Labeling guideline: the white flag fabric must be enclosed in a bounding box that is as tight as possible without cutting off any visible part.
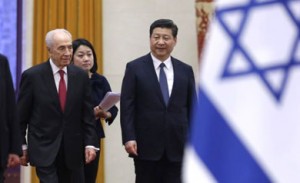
[183,0,300,182]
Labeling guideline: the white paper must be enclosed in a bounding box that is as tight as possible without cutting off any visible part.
[99,92,120,111]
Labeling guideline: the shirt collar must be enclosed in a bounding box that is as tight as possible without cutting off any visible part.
[49,59,68,74]
[151,53,172,70]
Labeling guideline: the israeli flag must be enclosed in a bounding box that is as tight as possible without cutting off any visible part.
[183,0,300,182]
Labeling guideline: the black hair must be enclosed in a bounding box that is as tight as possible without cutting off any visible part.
[72,38,98,73]
[149,19,178,38]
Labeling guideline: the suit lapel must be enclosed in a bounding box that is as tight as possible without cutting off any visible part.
[42,61,62,111]
[64,65,74,114]
[143,54,166,106]
[169,58,180,106]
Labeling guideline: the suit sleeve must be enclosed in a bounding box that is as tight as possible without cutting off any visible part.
[187,65,197,127]
[82,74,99,147]
[4,58,22,155]
[17,71,34,145]
[120,63,136,144]
[102,77,118,125]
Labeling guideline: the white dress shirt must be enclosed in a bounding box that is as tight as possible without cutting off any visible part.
[49,59,68,91]
[151,53,174,97]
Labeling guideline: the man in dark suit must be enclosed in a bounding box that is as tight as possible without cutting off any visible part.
[18,29,98,183]
[0,54,22,183]
[120,19,196,183]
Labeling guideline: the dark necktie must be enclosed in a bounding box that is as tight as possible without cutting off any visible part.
[58,70,66,112]
[159,63,169,105]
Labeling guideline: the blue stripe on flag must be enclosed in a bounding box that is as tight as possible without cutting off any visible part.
[190,88,272,182]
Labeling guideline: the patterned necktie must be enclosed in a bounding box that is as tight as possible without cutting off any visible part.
[58,70,66,112]
[159,63,169,105]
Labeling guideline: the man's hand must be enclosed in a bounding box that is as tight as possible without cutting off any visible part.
[85,148,97,164]
[20,150,29,166]
[7,154,20,168]
[125,140,138,156]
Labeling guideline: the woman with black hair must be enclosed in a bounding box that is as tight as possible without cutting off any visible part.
[72,38,118,183]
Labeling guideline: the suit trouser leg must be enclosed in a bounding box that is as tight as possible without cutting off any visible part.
[35,145,64,183]
[36,164,59,183]
[0,167,5,183]
[134,158,160,183]
[36,163,84,183]
[162,158,182,183]
[84,149,100,183]
[134,155,182,183]
[36,144,84,183]
[56,143,85,183]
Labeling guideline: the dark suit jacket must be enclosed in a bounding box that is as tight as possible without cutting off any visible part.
[120,53,196,162]
[18,60,98,169]
[0,54,22,167]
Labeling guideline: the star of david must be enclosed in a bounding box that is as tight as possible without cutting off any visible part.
[217,0,300,102]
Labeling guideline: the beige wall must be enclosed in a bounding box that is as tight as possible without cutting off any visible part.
[102,0,198,182]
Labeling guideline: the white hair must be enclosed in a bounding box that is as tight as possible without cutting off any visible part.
[45,29,72,48]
